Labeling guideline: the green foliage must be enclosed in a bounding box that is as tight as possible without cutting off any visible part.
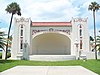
[88,1,100,11]
[5,2,21,15]
[90,36,94,41]
[0,31,6,50]
[7,52,11,58]
[0,53,2,58]
[0,53,11,59]
[96,36,100,51]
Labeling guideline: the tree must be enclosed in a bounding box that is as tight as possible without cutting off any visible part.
[5,2,21,60]
[96,36,100,52]
[88,2,100,60]
[8,35,12,51]
[90,36,94,41]
[0,31,6,50]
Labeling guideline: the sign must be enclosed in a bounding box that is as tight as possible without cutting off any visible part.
[32,28,70,35]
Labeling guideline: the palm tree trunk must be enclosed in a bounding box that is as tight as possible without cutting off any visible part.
[93,10,97,60]
[5,13,13,60]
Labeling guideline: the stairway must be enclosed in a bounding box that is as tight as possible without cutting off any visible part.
[29,55,76,61]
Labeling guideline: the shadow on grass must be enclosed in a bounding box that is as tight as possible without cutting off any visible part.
[97,59,100,61]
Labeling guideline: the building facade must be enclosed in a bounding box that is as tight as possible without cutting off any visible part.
[11,17,89,60]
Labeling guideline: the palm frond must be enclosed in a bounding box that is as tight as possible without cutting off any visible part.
[88,1,100,11]
[96,36,100,51]
[5,2,21,15]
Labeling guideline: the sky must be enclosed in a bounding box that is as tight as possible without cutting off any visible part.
[0,0,100,37]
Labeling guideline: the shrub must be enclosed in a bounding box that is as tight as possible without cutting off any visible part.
[0,53,11,59]
[0,53,2,58]
[7,52,11,58]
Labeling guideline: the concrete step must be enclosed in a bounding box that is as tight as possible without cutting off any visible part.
[29,55,76,61]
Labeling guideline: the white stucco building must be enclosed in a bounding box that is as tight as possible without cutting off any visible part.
[11,17,90,60]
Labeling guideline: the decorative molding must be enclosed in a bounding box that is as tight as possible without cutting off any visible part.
[16,17,29,23]
[32,28,71,35]
[74,18,87,22]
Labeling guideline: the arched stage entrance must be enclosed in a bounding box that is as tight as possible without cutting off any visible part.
[32,32,71,55]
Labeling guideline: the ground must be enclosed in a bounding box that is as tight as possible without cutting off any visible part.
[0,59,100,74]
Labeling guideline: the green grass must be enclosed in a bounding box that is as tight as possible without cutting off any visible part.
[0,59,100,74]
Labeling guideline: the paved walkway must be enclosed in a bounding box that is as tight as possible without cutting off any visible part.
[0,66,98,75]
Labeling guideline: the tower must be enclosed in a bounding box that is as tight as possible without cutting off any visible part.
[11,17,31,59]
[72,18,89,57]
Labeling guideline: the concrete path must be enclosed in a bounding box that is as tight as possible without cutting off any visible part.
[0,66,98,75]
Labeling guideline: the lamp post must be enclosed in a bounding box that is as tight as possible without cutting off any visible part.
[74,40,79,60]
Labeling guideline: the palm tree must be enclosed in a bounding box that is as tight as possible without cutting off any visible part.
[5,2,21,60]
[96,36,100,52]
[90,36,94,41]
[88,2,100,60]
[8,35,12,51]
[0,31,6,51]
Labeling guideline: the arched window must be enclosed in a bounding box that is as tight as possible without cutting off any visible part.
[79,24,82,49]
[20,25,23,37]
[79,24,82,36]
[80,40,82,49]
[80,29,82,36]
[21,29,23,36]
[20,24,24,51]
[20,40,23,49]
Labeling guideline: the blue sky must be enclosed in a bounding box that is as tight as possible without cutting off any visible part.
[0,0,100,36]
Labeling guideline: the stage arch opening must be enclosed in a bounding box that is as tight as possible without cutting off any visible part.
[32,32,71,55]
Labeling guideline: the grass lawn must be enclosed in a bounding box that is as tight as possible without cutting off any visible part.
[0,59,100,74]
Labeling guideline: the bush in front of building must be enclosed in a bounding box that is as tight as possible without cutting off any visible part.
[0,53,2,58]
[0,53,11,59]
[7,53,11,58]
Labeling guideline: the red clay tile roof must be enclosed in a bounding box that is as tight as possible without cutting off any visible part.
[32,22,72,26]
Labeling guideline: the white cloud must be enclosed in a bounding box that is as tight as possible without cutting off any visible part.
[0,0,100,36]
[16,0,80,21]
